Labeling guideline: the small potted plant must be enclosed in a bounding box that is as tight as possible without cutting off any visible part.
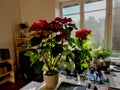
[71,29,94,74]
[94,46,112,71]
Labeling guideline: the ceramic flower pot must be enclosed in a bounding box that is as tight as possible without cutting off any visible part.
[43,72,59,89]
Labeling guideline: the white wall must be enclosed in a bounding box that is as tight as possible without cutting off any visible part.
[0,0,21,60]
[20,0,55,25]
[0,0,57,62]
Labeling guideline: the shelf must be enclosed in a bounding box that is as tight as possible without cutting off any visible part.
[0,71,10,78]
[0,59,12,63]
[0,75,14,85]
[13,28,30,69]
[13,24,29,79]
[0,60,6,63]
[0,58,15,85]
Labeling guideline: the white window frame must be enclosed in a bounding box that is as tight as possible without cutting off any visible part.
[59,0,112,50]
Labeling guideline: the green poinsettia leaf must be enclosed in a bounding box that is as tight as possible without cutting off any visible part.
[31,37,42,46]
[43,64,48,71]
[68,27,73,31]
[34,61,44,74]
[62,49,72,55]
[73,38,80,46]
[51,44,63,57]
[24,50,35,56]
[30,54,40,66]
[63,61,72,71]
[67,38,75,47]
[82,63,89,68]
[24,50,40,66]
[67,53,75,62]
[18,40,31,47]
[69,24,78,30]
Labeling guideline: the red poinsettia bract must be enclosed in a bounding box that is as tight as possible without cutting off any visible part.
[30,17,75,40]
[76,29,92,40]
[31,20,48,30]
[55,17,72,24]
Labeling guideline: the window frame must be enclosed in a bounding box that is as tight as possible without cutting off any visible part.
[60,0,112,50]
[60,0,80,24]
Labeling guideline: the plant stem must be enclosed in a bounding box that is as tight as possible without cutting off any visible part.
[50,32,53,69]
[53,53,62,69]
[43,54,51,71]
[53,37,63,69]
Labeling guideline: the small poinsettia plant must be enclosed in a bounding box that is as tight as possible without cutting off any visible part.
[22,17,78,75]
[68,29,94,74]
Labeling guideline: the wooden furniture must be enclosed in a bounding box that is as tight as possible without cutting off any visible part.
[0,59,15,85]
[13,24,30,69]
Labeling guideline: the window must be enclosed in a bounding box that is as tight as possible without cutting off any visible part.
[60,0,113,50]
[63,4,80,29]
[84,0,106,47]
[112,0,120,52]
[61,1,80,38]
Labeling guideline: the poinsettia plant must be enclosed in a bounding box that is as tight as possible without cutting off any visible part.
[68,29,94,74]
[22,17,78,75]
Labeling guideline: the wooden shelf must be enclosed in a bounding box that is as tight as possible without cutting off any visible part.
[0,59,15,85]
[0,60,6,63]
[0,59,12,63]
[13,24,30,70]
[0,75,14,85]
[0,71,10,78]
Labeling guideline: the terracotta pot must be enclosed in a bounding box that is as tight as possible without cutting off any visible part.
[43,72,59,89]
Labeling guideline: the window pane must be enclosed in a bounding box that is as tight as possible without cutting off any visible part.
[85,10,106,46]
[85,0,106,12]
[63,14,80,29]
[112,0,120,52]
[63,4,80,38]
[63,14,80,37]
[63,4,80,15]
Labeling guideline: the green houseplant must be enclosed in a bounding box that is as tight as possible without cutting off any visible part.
[94,46,112,71]
[68,29,94,74]
[22,17,78,88]
[94,46,111,60]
